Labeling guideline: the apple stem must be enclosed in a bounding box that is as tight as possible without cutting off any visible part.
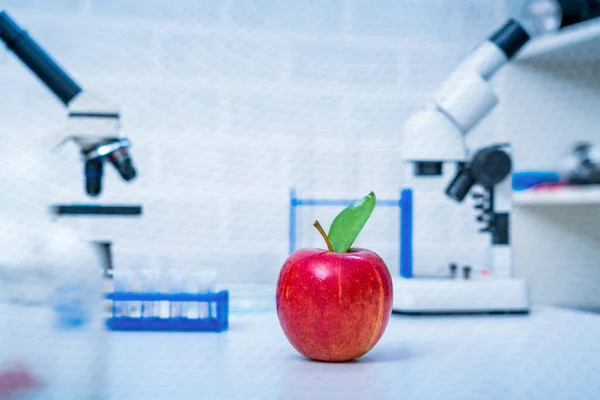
[313,220,334,252]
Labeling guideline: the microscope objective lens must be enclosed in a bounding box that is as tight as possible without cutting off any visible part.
[109,148,137,181]
[84,159,103,196]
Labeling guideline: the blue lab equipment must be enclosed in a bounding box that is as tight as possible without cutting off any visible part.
[512,171,561,191]
[289,188,413,278]
[53,283,92,328]
[105,291,229,332]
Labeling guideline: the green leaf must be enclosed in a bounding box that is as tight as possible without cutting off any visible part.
[327,192,376,253]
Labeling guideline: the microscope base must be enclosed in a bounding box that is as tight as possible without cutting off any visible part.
[392,277,530,314]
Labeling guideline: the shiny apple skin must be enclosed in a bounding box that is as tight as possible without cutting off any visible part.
[276,247,393,362]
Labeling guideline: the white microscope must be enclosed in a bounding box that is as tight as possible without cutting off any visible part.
[394,19,532,314]
[0,11,141,280]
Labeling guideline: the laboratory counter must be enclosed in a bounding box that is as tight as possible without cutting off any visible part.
[106,306,600,400]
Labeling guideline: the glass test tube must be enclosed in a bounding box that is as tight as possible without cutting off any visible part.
[139,269,158,318]
[189,270,217,319]
[168,269,185,318]
[112,269,133,317]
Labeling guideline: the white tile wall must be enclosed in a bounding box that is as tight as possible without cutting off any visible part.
[3,0,584,296]
[90,0,221,25]
[229,0,345,33]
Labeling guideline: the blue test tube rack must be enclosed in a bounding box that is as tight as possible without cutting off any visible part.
[105,291,229,332]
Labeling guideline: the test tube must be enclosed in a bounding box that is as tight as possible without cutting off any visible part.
[139,268,158,318]
[112,269,133,317]
[168,269,185,318]
[189,270,217,319]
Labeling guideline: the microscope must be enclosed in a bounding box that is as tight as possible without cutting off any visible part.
[393,19,532,314]
[0,11,136,197]
[0,11,142,286]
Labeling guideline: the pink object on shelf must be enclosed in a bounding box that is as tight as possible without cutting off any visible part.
[531,182,568,191]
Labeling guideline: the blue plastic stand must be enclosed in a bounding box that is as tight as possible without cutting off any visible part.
[105,291,229,332]
[289,188,413,278]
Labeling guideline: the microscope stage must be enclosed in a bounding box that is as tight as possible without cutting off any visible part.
[392,277,530,315]
[50,204,142,216]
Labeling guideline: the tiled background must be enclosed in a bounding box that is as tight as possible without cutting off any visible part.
[0,0,598,307]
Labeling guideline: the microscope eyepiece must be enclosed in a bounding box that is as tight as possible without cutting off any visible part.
[85,158,103,197]
[108,147,137,181]
[489,19,530,59]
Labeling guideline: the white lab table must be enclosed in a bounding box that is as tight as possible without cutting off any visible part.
[106,306,600,400]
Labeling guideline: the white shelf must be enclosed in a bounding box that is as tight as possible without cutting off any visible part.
[513,186,600,206]
[516,17,600,61]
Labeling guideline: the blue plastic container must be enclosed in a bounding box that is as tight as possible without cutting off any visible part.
[512,171,561,191]
[105,291,229,332]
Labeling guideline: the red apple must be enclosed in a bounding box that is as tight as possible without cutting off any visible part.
[276,247,393,362]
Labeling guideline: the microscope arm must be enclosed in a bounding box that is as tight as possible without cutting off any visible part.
[0,11,82,106]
